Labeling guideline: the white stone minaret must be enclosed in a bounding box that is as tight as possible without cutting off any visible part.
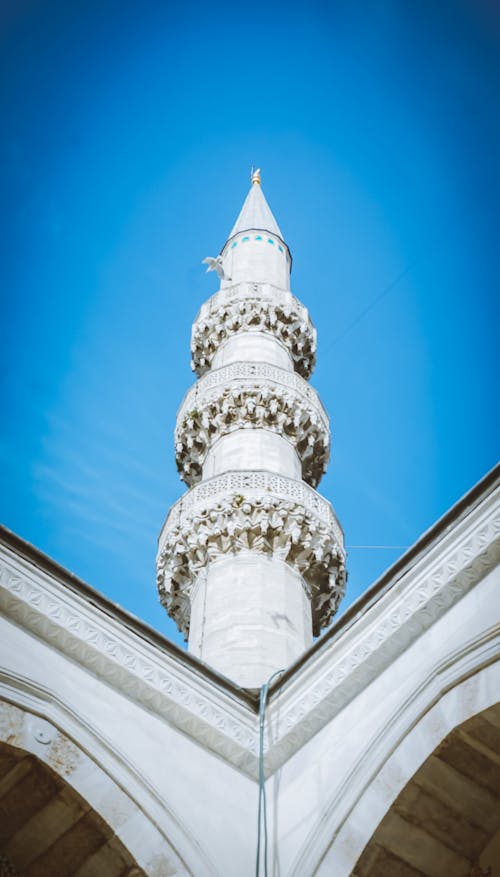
[157,171,346,689]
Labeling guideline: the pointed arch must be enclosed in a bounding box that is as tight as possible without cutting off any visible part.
[0,680,216,877]
[289,641,500,876]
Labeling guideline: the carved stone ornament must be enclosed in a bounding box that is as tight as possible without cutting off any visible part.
[175,361,330,488]
[190,282,317,379]
[156,473,346,639]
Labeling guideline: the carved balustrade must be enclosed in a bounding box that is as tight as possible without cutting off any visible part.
[157,470,346,638]
[190,282,317,378]
[175,361,330,487]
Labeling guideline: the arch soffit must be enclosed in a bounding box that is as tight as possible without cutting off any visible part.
[0,737,145,877]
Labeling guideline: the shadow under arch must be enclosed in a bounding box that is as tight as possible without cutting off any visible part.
[0,736,145,876]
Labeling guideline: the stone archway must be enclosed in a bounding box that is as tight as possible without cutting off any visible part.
[0,698,188,876]
[0,740,145,876]
[352,703,500,876]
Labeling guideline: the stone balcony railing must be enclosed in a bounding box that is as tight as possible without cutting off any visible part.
[157,470,346,638]
[190,282,317,379]
[175,361,330,487]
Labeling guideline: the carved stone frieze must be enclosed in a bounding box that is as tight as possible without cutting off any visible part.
[190,282,317,378]
[263,489,500,779]
[0,552,259,775]
[161,470,342,533]
[156,478,346,639]
[175,361,330,487]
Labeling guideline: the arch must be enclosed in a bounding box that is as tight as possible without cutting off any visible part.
[351,702,500,875]
[287,633,500,877]
[0,689,204,876]
[310,660,500,876]
[0,737,145,876]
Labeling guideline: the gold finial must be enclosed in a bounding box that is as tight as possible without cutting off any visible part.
[251,166,261,185]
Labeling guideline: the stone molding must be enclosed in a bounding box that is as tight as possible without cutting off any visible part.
[160,470,340,532]
[263,487,500,775]
[157,480,346,638]
[292,650,500,877]
[1,478,498,781]
[175,361,330,487]
[190,282,317,379]
[0,550,259,777]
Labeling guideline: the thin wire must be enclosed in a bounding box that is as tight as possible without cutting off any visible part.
[324,184,487,352]
[256,668,284,877]
[328,262,415,348]
[346,544,409,549]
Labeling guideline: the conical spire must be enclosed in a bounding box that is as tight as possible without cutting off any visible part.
[227,171,284,241]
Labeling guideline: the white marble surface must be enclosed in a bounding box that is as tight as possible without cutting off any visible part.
[220,232,290,289]
[189,552,311,688]
[211,331,293,371]
[203,429,302,481]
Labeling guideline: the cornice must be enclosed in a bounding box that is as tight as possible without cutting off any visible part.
[175,361,330,488]
[159,470,340,535]
[1,467,499,781]
[190,282,317,379]
[263,482,500,773]
[0,545,259,776]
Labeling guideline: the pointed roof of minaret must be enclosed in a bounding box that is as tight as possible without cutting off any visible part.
[227,169,284,241]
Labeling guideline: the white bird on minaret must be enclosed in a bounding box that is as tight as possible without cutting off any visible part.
[201,256,231,281]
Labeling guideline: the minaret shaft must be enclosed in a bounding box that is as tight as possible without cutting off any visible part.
[187,330,311,686]
[212,332,293,371]
[157,177,346,689]
[203,429,302,482]
[190,555,312,689]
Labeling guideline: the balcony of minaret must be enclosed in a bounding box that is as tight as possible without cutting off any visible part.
[175,361,330,487]
[157,470,346,681]
[190,282,317,378]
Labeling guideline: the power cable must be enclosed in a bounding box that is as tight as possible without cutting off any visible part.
[346,544,409,549]
[328,262,415,348]
[256,668,284,877]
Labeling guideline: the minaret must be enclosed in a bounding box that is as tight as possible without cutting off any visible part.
[157,171,346,689]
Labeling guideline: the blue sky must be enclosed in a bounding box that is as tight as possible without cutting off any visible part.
[1,1,499,648]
